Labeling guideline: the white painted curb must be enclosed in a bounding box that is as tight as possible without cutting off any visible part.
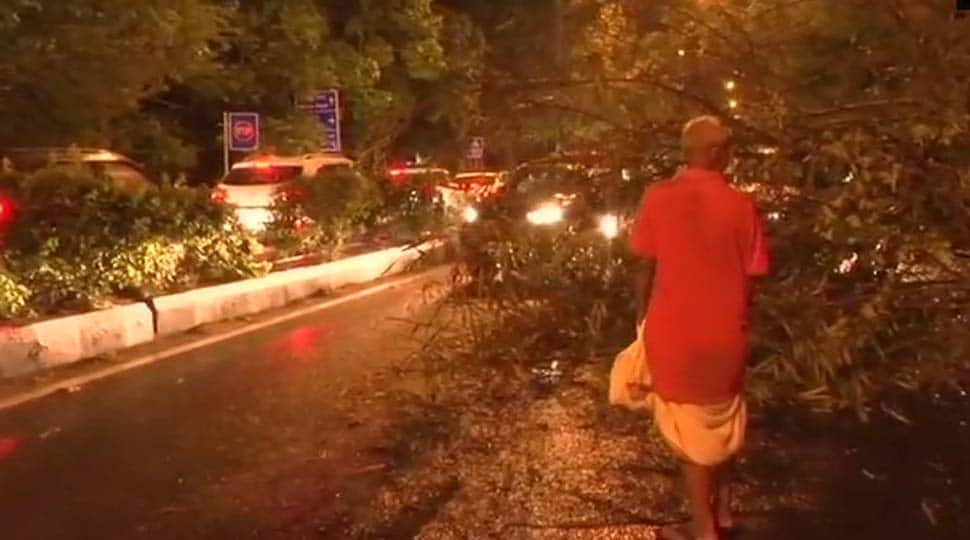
[0,303,155,378]
[152,241,437,336]
[0,241,442,379]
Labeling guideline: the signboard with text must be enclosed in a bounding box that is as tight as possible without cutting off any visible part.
[300,90,342,152]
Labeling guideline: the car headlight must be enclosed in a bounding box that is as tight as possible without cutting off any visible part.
[598,214,620,239]
[526,203,564,225]
[462,206,479,223]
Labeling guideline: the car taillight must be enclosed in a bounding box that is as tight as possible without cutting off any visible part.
[0,197,13,222]
[278,187,304,203]
[211,188,227,204]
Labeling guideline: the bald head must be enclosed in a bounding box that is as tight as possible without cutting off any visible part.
[681,115,732,171]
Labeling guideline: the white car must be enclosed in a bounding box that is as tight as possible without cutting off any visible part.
[212,153,354,232]
[2,147,155,190]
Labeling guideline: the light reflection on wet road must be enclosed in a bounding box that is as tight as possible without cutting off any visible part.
[0,268,448,540]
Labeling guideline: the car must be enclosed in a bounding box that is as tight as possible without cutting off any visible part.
[457,157,626,242]
[212,153,354,232]
[378,165,453,229]
[385,165,452,200]
[437,171,509,217]
[0,147,155,191]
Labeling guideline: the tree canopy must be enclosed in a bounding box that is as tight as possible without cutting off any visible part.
[0,0,484,180]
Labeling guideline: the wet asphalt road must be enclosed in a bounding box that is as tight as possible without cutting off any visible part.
[0,268,448,540]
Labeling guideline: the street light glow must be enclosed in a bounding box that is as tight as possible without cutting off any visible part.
[728,99,739,109]
[724,80,736,91]
[677,49,686,57]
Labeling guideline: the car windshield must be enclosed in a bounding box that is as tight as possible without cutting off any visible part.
[389,170,449,189]
[513,167,585,198]
[506,164,618,212]
[2,150,86,172]
[454,175,495,185]
[449,175,500,190]
[223,165,303,185]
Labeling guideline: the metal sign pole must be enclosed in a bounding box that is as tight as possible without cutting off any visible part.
[222,112,230,177]
[334,90,342,153]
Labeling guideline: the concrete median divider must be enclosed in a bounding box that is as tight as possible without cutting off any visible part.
[0,303,155,378]
[0,241,443,378]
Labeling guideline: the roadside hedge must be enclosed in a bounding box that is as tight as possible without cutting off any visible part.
[371,171,452,239]
[0,167,266,319]
[266,167,450,258]
[265,166,382,257]
[0,269,30,319]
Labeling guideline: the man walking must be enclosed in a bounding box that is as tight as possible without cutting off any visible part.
[628,116,770,540]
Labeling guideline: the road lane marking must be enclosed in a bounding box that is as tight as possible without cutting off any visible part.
[0,268,448,413]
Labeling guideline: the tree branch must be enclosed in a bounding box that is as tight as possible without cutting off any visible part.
[517,97,644,135]
[500,76,783,145]
[799,99,922,118]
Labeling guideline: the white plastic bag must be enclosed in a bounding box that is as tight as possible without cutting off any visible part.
[608,323,653,411]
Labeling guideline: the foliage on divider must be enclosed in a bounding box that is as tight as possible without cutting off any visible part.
[265,167,450,258]
[370,171,452,240]
[0,269,31,320]
[264,166,383,257]
[0,167,266,319]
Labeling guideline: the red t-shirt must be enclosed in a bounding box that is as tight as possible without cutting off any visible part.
[629,168,770,405]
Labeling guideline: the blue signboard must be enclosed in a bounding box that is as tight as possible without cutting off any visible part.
[313,91,338,110]
[317,109,338,130]
[304,90,341,153]
[227,112,260,152]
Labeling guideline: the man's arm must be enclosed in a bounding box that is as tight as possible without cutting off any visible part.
[743,198,771,307]
[746,199,771,277]
[629,186,658,323]
[634,259,656,323]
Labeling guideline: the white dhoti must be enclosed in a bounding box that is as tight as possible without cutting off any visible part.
[609,326,746,467]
